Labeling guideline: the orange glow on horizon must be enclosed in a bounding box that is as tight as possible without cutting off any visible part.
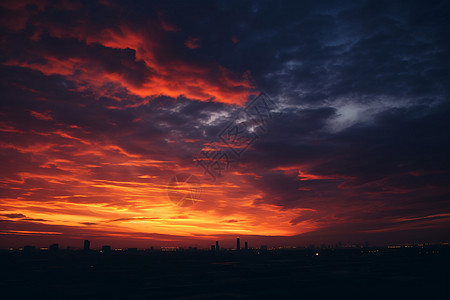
[0,123,319,243]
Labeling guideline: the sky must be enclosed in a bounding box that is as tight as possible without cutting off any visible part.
[1,0,449,249]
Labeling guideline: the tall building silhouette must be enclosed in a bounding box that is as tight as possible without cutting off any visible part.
[84,240,90,251]
[236,238,240,251]
[215,241,219,250]
[49,244,59,255]
[245,241,248,250]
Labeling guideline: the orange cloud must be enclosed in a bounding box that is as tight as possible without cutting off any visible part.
[0,118,320,245]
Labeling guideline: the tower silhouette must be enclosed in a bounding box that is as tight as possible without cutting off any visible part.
[236,238,240,251]
[84,240,90,251]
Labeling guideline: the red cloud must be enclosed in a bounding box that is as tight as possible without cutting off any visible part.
[30,110,53,121]
[2,3,255,105]
[0,0,46,32]
[185,37,201,49]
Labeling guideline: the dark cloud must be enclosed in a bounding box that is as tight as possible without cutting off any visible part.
[1,213,26,219]
[107,217,160,223]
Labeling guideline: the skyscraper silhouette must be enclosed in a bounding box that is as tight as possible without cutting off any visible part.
[215,241,219,250]
[84,240,90,251]
[245,241,248,250]
[236,238,240,251]
[49,244,59,255]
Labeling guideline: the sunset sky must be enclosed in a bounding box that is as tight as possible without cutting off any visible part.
[1,0,449,249]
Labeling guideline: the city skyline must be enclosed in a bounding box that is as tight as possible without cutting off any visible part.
[8,239,450,251]
[4,236,450,251]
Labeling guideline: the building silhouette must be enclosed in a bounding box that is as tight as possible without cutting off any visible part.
[84,240,90,251]
[245,241,248,250]
[211,245,215,251]
[101,245,111,253]
[48,244,59,255]
[236,238,240,251]
[215,241,219,250]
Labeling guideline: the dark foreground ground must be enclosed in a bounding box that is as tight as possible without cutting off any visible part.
[0,246,449,299]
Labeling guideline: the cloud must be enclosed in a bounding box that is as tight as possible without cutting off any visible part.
[80,222,97,226]
[2,213,26,219]
[107,217,160,223]
[185,37,201,49]
[1,1,255,105]
[0,0,449,247]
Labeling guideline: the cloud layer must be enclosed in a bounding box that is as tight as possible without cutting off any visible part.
[1,0,449,248]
